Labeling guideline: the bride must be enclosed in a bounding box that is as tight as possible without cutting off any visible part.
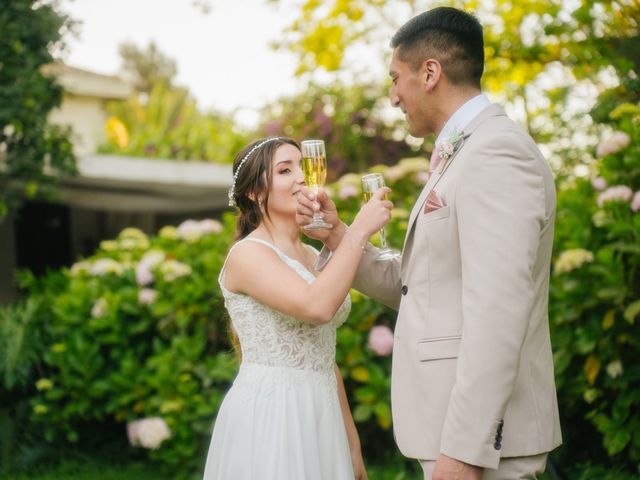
[203,137,391,480]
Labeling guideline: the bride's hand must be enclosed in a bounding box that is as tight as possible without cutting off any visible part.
[351,450,368,480]
[350,187,393,239]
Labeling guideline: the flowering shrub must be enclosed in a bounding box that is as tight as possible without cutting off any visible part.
[550,100,640,470]
[18,219,239,477]
[8,163,426,475]
[8,95,640,474]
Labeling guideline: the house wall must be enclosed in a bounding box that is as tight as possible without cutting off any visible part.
[48,94,110,155]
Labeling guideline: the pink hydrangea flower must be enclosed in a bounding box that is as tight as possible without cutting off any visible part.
[415,171,430,185]
[631,191,640,213]
[368,325,394,356]
[597,185,633,207]
[127,417,171,450]
[384,165,406,182]
[138,288,157,305]
[177,219,202,241]
[338,184,359,200]
[199,219,223,235]
[135,262,154,286]
[596,132,630,158]
[591,177,607,191]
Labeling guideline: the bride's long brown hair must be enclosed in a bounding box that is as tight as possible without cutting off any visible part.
[226,137,300,360]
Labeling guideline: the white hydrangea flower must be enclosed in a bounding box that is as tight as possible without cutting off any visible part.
[398,157,429,173]
[140,250,166,267]
[91,297,108,318]
[554,249,594,274]
[198,219,223,235]
[127,417,171,450]
[160,259,192,282]
[383,165,407,182]
[177,219,202,241]
[120,237,150,250]
[606,360,623,379]
[158,225,179,240]
[337,173,362,188]
[119,227,148,241]
[99,240,119,251]
[631,191,640,213]
[338,183,359,200]
[69,261,92,276]
[138,288,157,305]
[3,124,15,137]
[90,258,124,276]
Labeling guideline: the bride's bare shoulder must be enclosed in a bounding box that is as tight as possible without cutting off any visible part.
[226,238,280,271]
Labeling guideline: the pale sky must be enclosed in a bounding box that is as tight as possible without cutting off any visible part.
[59,0,302,127]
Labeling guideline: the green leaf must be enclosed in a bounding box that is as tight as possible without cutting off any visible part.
[353,404,372,423]
[623,300,640,324]
[374,402,392,430]
[604,430,631,456]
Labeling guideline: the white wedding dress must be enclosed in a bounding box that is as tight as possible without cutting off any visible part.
[203,237,355,480]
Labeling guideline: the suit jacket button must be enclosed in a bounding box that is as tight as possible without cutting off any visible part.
[401,285,408,295]
[494,441,501,450]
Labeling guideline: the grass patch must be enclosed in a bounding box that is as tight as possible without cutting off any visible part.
[1,457,422,480]
[0,458,167,480]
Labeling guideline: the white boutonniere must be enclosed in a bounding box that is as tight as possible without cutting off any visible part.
[436,129,465,173]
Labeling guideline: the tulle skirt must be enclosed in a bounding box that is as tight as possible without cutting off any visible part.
[203,362,354,480]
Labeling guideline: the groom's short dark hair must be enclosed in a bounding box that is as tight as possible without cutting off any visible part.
[391,7,484,88]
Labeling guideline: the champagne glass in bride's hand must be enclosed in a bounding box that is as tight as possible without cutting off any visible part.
[361,173,401,261]
[301,139,333,230]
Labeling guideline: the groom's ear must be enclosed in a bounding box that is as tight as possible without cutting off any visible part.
[421,59,442,92]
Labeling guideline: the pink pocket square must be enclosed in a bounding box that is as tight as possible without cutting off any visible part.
[424,190,445,214]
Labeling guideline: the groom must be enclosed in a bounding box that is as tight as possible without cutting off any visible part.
[297,6,562,480]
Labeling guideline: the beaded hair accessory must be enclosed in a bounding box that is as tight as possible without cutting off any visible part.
[228,137,282,207]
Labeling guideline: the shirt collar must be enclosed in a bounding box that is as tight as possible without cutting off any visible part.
[436,93,491,145]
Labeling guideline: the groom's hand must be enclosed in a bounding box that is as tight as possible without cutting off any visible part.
[296,186,345,248]
[433,454,483,480]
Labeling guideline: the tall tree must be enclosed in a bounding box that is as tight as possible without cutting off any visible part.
[272,0,639,172]
[118,41,178,95]
[0,0,76,221]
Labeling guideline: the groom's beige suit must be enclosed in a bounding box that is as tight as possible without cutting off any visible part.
[353,103,562,471]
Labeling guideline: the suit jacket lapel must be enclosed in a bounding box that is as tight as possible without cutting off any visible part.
[405,135,467,237]
[401,103,507,266]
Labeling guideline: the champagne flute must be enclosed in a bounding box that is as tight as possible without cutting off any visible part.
[301,139,333,230]
[361,173,401,261]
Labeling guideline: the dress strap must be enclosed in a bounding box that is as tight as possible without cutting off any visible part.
[218,237,283,288]
[241,237,282,255]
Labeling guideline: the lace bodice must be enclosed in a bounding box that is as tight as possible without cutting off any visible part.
[219,238,351,372]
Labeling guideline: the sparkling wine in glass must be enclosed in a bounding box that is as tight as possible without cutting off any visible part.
[361,173,401,261]
[301,139,333,230]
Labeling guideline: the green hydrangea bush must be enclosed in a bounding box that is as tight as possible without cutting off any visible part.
[6,112,639,476]
[550,101,639,473]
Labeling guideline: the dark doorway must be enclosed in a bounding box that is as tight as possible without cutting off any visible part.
[14,201,71,275]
